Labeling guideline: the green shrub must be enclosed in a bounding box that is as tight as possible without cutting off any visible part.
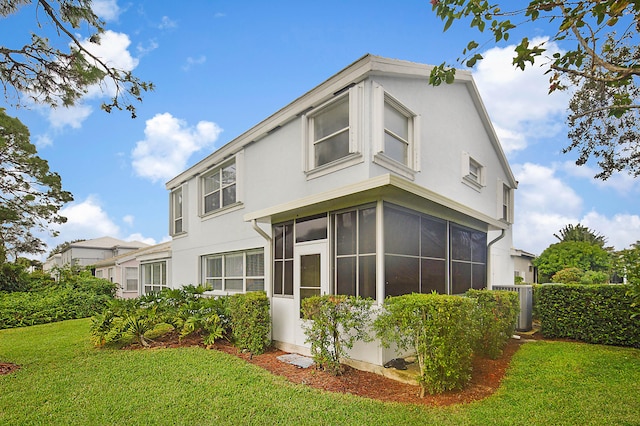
[301,295,373,375]
[551,267,584,284]
[466,289,519,359]
[374,293,476,397]
[532,284,542,321]
[580,270,609,284]
[538,284,640,348]
[228,292,271,356]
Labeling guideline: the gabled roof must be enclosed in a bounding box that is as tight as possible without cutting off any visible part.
[94,241,172,268]
[166,54,517,190]
[70,236,149,250]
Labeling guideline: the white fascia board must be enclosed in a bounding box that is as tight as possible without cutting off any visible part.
[244,174,508,230]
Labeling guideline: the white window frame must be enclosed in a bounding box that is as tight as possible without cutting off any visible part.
[462,152,485,191]
[303,84,363,179]
[200,158,239,216]
[124,267,139,292]
[141,261,167,295]
[202,249,265,294]
[170,185,185,236]
[497,178,513,223]
[372,83,420,179]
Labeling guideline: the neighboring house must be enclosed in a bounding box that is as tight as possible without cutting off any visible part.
[43,236,149,275]
[94,241,172,298]
[511,248,537,284]
[165,55,518,372]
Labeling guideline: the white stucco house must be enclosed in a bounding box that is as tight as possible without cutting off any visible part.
[165,55,517,371]
[94,241,172,298]
[43,236,149,275]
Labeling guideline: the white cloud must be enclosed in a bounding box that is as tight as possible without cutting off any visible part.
[560,161,640,196]
[34,134,53,148]
[92,0,121,21]
[123,215,135,226]
[43,30,139,129]
[47,103,93,129]
[512,162,639,254]
[182,55,207,71]
[512,163,582,254]
[124,233,157,245]
[581,211,640,250]
[52,196,121,242]
[131,113,223,183]
[137,39,159,56]
[159,16,177,29]
[473,37,570,155]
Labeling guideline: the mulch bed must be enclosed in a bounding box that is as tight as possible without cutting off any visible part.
[119,331,527,406]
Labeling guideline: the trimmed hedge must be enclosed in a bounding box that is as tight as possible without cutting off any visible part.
[538,284,639,348]
[374,293,476,396]
[228,291,271,356]
[0,287,113,329]
[466,289,519,359]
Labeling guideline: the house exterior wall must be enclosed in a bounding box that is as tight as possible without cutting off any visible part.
[167,55,517,368]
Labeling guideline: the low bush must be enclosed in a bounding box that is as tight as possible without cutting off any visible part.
[301,295,373,375]
[551,267,584,284]
[374,293,476,397]
[466,289,519,359]
[228,292,271,356]
[538,284,640,348]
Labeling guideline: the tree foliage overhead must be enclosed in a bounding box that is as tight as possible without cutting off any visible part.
[429,0,640,179]
[0,108,73,260]
[0,0,153,117]
[553,223,607,247]
[533,240,611,283]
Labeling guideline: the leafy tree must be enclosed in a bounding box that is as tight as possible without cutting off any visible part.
[554,223,607,247]
[613,241,640,313]
[1,0,153,117]
[429,0,640,179]
[533,241,612,283]
[0,108,73,260]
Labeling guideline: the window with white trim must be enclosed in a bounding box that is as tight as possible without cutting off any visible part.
[124,267,138,292]
[462,152,485,190]
[202,249,264,292]
[141,261,167,295]
[372,85,420,177]
[171,186,184,235]
[502,183,512,222]
[202,160,236,215]
[309,94,350,167]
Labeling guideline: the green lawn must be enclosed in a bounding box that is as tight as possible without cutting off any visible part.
[1,319,639,425]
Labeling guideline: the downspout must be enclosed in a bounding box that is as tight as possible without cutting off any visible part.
[252,219,272,244]
[487,229,506,289]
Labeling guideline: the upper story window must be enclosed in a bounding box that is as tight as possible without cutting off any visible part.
[170,186,184,235]
[312,95,350,167]
[501,182,513,223]
[373,84,420,179]
[202,160,236,215]
[304,85,363,178]
[462,152,485,191]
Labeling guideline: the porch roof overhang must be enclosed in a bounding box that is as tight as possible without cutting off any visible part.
[244,174,508,231]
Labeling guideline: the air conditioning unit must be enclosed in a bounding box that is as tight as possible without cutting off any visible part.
[492,284,533,331]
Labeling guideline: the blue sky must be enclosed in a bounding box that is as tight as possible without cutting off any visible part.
[3,0,639,258]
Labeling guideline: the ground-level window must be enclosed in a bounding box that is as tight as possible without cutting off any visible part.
[383,204,487,296]
[202,249,264,292]
[141,261,167,295]
[273,222,294,296]
[333,205,376,299]
[124,267,138,292]
[384,205,447,297]
[450,224,487,293]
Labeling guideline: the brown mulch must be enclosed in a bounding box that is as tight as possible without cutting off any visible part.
[0,362,20,375]
[119,331,529,406]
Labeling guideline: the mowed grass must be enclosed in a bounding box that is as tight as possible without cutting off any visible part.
[1,319,639,426]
